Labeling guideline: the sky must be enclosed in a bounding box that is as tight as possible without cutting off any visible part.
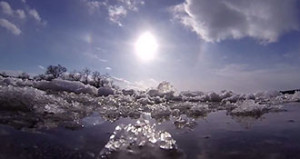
[1,0,300,92]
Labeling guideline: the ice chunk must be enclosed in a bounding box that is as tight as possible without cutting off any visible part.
[157,81,175,94]
[254,90,281,100]
[98,86,115,96]
[207,92,222,102]
[231,100,267,115]
[0,77,17,86]
[187,104,209,117]
[222,94,241,103]
[0,85,70,112]
[147,89,160,97]
[230,99,282,116]
[122,89,137,96]
[34,79,98,95]
[16,79,34,87]
[147,82,175,100]
[179,91,226,103]
[171,102,194,112]
[150,104,172,121]
[99,119,183,159]
[0,77,34,88]
[292,91,300,102]
[44,104,65,114]
[174,115,197,129]
[137,97,153,105]
[219,90,233,99]
[180,91,205,97]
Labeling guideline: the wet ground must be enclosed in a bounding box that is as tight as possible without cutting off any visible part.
[0,102,300,159]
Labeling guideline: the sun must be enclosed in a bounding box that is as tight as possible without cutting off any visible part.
[134,31,158,61]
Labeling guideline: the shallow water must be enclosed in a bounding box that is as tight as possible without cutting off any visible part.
[0,103,300,159]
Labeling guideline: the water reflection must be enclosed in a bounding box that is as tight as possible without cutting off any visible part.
[230,115,264,129]
[174,115,198,129]
[0,99,286,131]
[0,103,300,159]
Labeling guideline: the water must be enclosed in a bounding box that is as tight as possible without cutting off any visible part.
[0,103,300,159]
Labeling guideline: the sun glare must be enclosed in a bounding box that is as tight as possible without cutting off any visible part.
[135,32,158,61]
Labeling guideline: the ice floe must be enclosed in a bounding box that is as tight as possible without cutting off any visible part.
[99,115,185,159]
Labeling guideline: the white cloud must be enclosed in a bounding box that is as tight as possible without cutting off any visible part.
[172,0,299,43]
[15,9,26,19]
[0,18,21,35]
[112,76,158,90]
[0,1,13,15]
[0,1,26,19]
[84,0,103,14]
[108,5,127,26]
[28,9,41,22]
[38,65,45,70]
[83,0,144,26]
[85,52,108,62]
[81,0,105,14]
[0,1,45,36]
[105,67,112,70]
[118,0,144,11]
[97,58,108,62]
[133,78,159,90]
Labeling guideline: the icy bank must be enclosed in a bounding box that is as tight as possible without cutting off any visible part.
[0,76,299,130]
[0,85,69,112]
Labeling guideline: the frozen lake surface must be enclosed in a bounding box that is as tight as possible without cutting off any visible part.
[0,102,299,159]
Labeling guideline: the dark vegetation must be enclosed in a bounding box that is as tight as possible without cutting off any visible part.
[280,89,300,94]
[0,64,113,89]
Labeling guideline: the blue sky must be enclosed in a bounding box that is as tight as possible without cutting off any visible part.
[1,0,300,92]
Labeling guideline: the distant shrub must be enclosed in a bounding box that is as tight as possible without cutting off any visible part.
[45,64,67,79]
